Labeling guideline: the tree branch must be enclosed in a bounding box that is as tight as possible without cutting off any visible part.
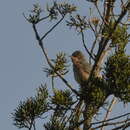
[81,31,95,61]
[92,119,130,130]
[41,16,65,40]
[94,3,108,25]
[101,97,117,130]
[32,24,79,96]
[73,112,130,129]
[112,122,130,130]
[88,1,130,79]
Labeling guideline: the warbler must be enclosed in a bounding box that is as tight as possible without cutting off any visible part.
[71,50,92,86]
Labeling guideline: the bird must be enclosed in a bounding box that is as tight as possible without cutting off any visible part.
[71,50,92,86]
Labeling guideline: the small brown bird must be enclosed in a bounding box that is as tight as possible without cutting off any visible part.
[71,51,92,85]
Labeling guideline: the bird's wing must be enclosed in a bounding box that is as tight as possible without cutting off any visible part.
[79,60,92,73]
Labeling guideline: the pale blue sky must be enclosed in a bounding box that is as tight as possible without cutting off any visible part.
[0,0,130,130]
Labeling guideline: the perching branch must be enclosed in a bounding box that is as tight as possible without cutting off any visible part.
[32,24,79,96]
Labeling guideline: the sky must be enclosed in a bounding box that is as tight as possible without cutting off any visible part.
[0,0,130,130]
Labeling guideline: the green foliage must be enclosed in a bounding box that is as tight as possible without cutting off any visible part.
[111,25,128,48]
[76,77,109,121]
[83,77,108,106]
[52,89,73,106]
[24,2,76,24]
[44,52,69,77]
[44,116,68,130]
[46,2,59,20]
[105,52,130,103]
[103,22,129,49]
[103,21,130,103]
[44,89,74,130]
[47,1,76,20]
[51,89,74,116]
[12,84,48,129]
[27,3,42,24]
[67,14,89,32]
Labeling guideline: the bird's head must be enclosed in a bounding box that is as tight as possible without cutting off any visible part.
[71,50,85,64]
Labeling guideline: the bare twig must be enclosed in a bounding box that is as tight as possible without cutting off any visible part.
[92,113,130,126]
[92,119,130,130]
[41,16,65,40]
[81,31,95,61]
[73,112,130,129]
[33,120,36,130]
[101,97,117,130]
[94,3,108,25]
[112,122,130,130]
[51,77,55,93]
[90,34,98,63]
[38,15,50,23]
[88,20,97,37]
[90,35,97,53]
